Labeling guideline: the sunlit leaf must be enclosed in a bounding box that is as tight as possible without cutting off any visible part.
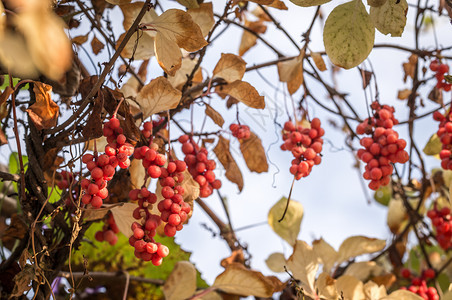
[213,136,244,191]
[163,261,197,300]
[370,0,408,37]
[312,238,338,274]
[265,253,286,273]
[217,80,265,109]
[316,273,338,300]
[323,0,375,69]
[268,197,303,246]
[188,3,214,37]
[213,53,247,83]
[26,82,59,130]
[335,275,365,300]
[286,240,318,296]
[239,132,268,173]
[205,104,225,127]
[423,133,442,156]
[337,236,386,264]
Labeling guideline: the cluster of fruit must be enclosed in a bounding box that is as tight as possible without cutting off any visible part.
[433,111,452,170]
[95,213,120,245]
[400,268,438,300]
[429,60,451,91]
[230,123,251,139]
[280,118,324,180]
[427,206,451,250]
[180,135,221,197]
[356,102,409,190]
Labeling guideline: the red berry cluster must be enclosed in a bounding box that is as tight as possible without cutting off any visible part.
[356,102,409,190]
[400,268,439,300]
[128,187,169,265]
[230,123,251,139]
[103,116,135,169]
[134,144,167,179]
[95,213,120,245]
[156,160,190,237]
[429,60,451,91]
[81,116,134,208]
[57,170,75,190]
[142,121,153,139]
[433,111,452,169]
[427,206,451,250]
[179,135,221,197]
[280,118,324,180]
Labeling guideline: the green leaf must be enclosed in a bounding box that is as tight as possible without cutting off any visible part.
[423,133,442,156]
[0,75,29,91]
[374,184,392,206]
[268,197,303,246]
[323,0,375,69]
[8,152,28,193]
[290,0,331,7]
[370,0,408,37]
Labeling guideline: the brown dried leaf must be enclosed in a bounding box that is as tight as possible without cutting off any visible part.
[188,3,215,37]
[11,265,37,297]
[136,76,182,119]
[82,92,104,139]
[26,82,59,130]
[0,86,13,106]
[428,87,443,104]
[265,252,285,273]
[239,132,268,173]
[163,261,197,300]
[15,2,72,81]
[402,54,418,82]
[214,136,244,191]
[277,51,304,95]
[129,156,149,189]
[78,76,99,100]
[150,9,207,74]
[218,80,265,109]
[42,148,64,185]
[337,236,386,264]
[110,202,138,237]
[221,249,246,268]
[213,53,247,83]
[316,273,339,300]
[287,240,319,296]
[121,2,158,30]
[1,214,28,244]
[311,52,327,71]
[267,0,289,9]
[72,34,89,45]
[335,275,365,300]
[213,263,284,297]
[343,261,385,282]
[363,281,387,300]
[0,128,6,145]
[176,0,199,8]
[106,0,131,4]
[168,57,202,90]
[382,290,424,300]
[239,30,257,56]
[91,36,105,55]
[359,68,373,89]
[205,104,225,127]
[397,89,412,100]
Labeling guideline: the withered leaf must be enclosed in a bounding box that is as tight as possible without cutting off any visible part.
[0,128,6,145]
[78,76,99,100]
[239,20,267,56]
[428,87,443,104]
[11,265,37,297]
[154,33,182,76]
[218,80,265,109]
[205,103,225,127]
[335,275,365,300]
[397,89,412,100]
[72,34,89,45]
[110,202,138,237]
[0,86,13,106]
[214,136,244,191]
[26,82,59,130]
[168,57,203,90]
[188,3,215,37]
[42,147,64,185]
[163,261,197,300]
[337,236,386,264]
[213,263,285,297]
[239,132,268,173]
[402,54,418,82]
[277,51,304,95]
[287,240,319,296]
[358,67,373,89]
[1,214,28,244]
[136,76,182,119]
[267,0,289,9]
[91,35,105,55]
[82,91,104,139]
[311,52,327,71]
[213,53,247,83]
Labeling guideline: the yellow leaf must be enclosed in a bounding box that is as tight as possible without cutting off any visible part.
[323,0,375,69]
[188,3,215,37]
[26,82,59,130]
[370,0,408,37]
[343,261,385,282]
[213,136,244,191]
[381,290,424,300]
[265,253,286,273]
[15,1,72,80]
[335,275,365,300]
[116,32,155,60]
[219,80,265,109]
[316,273,339,300]
[205,104,225,127]
[110,202,139,237]
[136,76,182,119]
[312,238,338,274]
[367,0,388,6]
[311,52,327,71]
[290,0,331,7]
[213,263,284,297]
[163,261,197,300]
[213,53,247,83]
[168,57,202,90]
[268,197,303,245]
[239,132,269,173]
[277,51,304,94]
[387,198,408,234]
[154,32,183,76]
[363,281,387,300]
[423,133,442,156]
[337,236,386,264]
[286,240,319,296]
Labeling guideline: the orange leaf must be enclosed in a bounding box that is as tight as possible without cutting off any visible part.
[26,82,59,130]
[239,132,268,173]
[214,136,244,191]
